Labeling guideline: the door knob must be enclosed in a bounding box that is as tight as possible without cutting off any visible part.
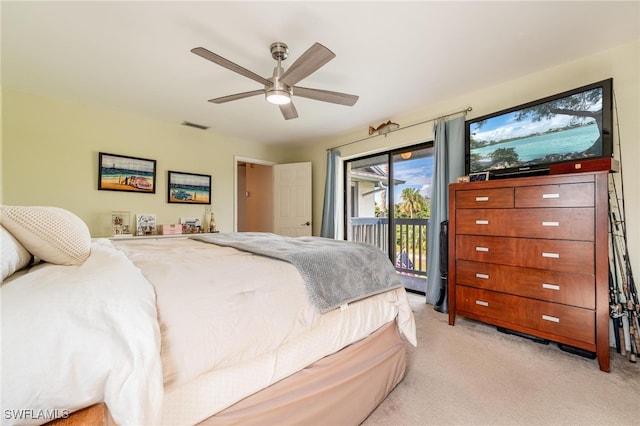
[302,221,311,226]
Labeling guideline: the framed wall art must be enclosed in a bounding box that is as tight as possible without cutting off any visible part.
[167,171,211,204]
[98,152,156,193]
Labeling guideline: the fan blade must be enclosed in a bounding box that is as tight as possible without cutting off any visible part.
[279,43,335,87]
[191,47,271,86]
[279,102,298,120]
[208,90,264,104]
[293,86,359,106]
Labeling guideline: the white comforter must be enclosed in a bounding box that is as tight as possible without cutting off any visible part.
[1,237,416,426]
[1,239,163,426]
[115,237,416,425]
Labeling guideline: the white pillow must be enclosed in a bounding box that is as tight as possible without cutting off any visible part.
[1,225,33,281]
[0,206,91,266]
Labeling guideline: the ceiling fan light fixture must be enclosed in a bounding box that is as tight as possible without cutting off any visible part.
[266,90,291,105]
[192,41,358,119]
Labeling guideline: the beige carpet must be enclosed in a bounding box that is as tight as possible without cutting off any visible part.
[363,292,640,426]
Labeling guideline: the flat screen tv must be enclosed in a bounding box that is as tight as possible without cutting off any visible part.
[465,78,613,179]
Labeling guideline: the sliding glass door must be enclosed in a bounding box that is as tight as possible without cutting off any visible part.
[344,143,433,293]
[345,153,390,252]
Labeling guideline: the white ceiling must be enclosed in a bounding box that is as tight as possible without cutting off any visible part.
[2,1,639,147]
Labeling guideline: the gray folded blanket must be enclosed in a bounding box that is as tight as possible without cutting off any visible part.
[192,232,402,313]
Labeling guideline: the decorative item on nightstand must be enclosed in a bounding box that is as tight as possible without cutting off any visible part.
[209,212,216,233]
[111,211,132,237]
[203,206,213,233]
[136,214,157,236]
[180,217,201,234]
[160,224,182,235]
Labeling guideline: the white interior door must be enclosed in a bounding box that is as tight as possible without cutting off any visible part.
[274,162,312,236]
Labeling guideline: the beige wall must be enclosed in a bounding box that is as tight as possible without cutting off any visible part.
[287,41,640,279]
[1,89,290,236]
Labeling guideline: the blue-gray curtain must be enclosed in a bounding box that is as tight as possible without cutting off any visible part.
[425,116,465,306]
[320,149,341,238]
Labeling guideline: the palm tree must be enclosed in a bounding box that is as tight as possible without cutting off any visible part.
[399,188,425,218]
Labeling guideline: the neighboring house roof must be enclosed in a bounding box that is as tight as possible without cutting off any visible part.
[350,166,405,186]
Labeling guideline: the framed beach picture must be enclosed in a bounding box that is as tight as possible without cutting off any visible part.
[168,171,211,204]
[98,152,156,193]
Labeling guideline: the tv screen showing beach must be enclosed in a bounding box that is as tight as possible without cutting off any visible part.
[468,86,604,173]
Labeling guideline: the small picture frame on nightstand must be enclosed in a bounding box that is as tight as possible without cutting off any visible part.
[111,211,132,237]
[136,213,157,236]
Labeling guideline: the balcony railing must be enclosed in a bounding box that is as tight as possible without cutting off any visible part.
[349,217,429,277]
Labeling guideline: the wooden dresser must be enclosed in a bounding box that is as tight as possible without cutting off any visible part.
[448,171,610,372]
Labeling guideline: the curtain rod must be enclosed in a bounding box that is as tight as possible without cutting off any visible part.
[328,106,472,151]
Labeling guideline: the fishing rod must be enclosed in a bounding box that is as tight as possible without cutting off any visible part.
[609,183,639,362]
[607,90,640,362]
[608,181,633,360]
[608,209,625,356]
[611,172,640,358]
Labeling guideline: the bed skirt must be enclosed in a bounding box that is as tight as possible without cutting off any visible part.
[46,321,406,426]
[199,321,407,425]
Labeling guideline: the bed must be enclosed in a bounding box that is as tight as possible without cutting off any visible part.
[1,205,417,426]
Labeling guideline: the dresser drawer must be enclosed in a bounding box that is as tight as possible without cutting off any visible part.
[510,208,594,241]
[456,208,594,240]
[524,300,595,344]
[456,286,595,344]
[455,260,595,308]
[515,183,594,208]
[456,235,594,273]
[455,286,514,323]
[455,188,513,209]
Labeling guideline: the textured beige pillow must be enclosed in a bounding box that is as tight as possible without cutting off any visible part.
[1,225,33,280]
[0,206,91,265]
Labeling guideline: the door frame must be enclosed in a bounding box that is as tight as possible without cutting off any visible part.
[234,155,277,232]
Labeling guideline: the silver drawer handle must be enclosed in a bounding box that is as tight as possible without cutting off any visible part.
[475,246,489,252]
[542,283,560,291]
[542,314,560,323]
[475,196,489,202]
[475,219,489,225]
[542,193,560,199]
[475,273,489,279]
[475,300,489,307]
[542,221,559,227]
[542,252,560,258]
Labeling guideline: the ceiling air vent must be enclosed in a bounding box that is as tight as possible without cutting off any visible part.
[182,121,209,130]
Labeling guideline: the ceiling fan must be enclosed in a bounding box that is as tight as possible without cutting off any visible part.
[191,42,359,120]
